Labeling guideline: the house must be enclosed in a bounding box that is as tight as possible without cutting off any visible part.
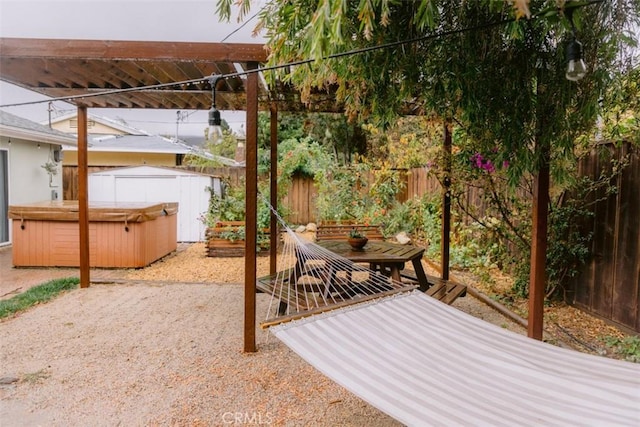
[0,110,77,246]
[49,112,194,167]
[50,112,242,168]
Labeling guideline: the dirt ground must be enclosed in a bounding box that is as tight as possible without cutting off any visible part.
[0,241,634,426]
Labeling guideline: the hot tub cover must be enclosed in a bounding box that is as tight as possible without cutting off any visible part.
[8,201,178,222]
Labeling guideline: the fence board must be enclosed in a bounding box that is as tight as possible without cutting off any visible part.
[569,142,639,332]
[611,143,640,330]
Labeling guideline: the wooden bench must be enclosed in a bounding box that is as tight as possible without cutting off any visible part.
[316,222,384,241]
[376,265,466,305]
[399,269,467,305]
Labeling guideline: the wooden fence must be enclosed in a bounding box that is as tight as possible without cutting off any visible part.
[567,142,639,333]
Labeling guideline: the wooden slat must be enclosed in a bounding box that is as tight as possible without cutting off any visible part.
[399,268,467,305]
[316,223,384,241]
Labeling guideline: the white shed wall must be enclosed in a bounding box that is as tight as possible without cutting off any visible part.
[89,166,220,242]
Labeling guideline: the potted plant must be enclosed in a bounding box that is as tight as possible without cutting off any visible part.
[347,227,368,250]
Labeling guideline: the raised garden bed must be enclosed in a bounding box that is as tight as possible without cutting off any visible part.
[205,221,270,257]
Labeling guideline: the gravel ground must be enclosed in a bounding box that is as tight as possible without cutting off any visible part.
[0,240,625,426]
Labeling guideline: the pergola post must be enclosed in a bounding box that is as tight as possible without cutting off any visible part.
[528,157,550,340]
[77,105,90,288]
[441,122,452,281]
[244,62,259,353]
[269,102,278,276]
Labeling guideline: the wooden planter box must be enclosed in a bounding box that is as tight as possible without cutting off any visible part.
[205,221,270,257]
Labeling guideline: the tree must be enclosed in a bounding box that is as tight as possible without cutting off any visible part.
[219,0,639,338]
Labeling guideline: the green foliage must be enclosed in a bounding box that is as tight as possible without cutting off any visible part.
[314,163,370,222]
[0,277,79,318]
[258,111,367,165]
[277,136,335,182]
[202,179,272,230]
[593,65,640,144]
[185,121,237,168]
[603,335,640,363]
[203,180,246,225]
[363,117,442,169]
[218,0,638,312]
[348,227,365,238]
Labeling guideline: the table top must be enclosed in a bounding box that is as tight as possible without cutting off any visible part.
[317,240,425,264]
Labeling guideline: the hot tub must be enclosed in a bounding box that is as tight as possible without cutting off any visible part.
[8,201,178,268]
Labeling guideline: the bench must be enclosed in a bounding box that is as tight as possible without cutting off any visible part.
[376,265,466,305]
[316,222,384,241]
[399,269,467,305]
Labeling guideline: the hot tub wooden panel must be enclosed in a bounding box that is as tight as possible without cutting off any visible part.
[9,201,177,268]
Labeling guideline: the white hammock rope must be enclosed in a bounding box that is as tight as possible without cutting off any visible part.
[260,206,416,327]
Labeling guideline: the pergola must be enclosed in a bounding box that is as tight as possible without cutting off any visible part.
[0,37,550,351]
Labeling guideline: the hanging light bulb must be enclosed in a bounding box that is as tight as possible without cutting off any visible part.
[207,105,223,144]
[566,38,587,81]
[206,75,224,144]
[564,9,587,82]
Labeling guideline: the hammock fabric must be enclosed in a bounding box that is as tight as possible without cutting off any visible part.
[271,291,640,426]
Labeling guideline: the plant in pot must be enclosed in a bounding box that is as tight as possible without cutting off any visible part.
[347,227,368,250]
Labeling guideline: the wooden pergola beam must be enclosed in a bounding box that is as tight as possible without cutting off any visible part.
[0,38,268,62]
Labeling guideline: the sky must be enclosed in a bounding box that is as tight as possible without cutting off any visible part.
[0,0,266,139]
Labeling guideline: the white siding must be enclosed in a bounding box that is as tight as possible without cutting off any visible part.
[89,166,220,242]
[4,138,63,205]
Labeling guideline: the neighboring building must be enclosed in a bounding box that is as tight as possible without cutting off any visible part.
[48,111,148,137]
[0,110,77,246]
[62,133,193,167]
[49,112,194,167]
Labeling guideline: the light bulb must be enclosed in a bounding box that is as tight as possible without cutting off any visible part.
[565,39,587,81]
[566,58,587,81]
[207,106,223,144]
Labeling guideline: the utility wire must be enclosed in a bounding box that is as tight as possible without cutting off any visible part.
[219,3,267,43]
[0,0,603,109]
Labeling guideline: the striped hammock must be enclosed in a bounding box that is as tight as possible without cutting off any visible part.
[260,218,639,426]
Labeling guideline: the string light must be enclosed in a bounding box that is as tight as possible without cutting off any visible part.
[565,9,587,81]
[207,75,224,144]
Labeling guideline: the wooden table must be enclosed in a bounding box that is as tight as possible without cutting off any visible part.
[317,240,431,291]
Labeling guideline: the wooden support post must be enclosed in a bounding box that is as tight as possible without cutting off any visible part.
[77,105,90,288]
[269,102,278,276]
[528,157,550,340]
[441,122,452,281]
[244,62,259,353]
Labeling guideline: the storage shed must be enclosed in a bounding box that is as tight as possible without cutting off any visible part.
[89,166,220,242]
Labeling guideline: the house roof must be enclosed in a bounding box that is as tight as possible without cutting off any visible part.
[0,109,77,145]
[49,112,149,136]
[63,134,193,154]
[0,38,342,113]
